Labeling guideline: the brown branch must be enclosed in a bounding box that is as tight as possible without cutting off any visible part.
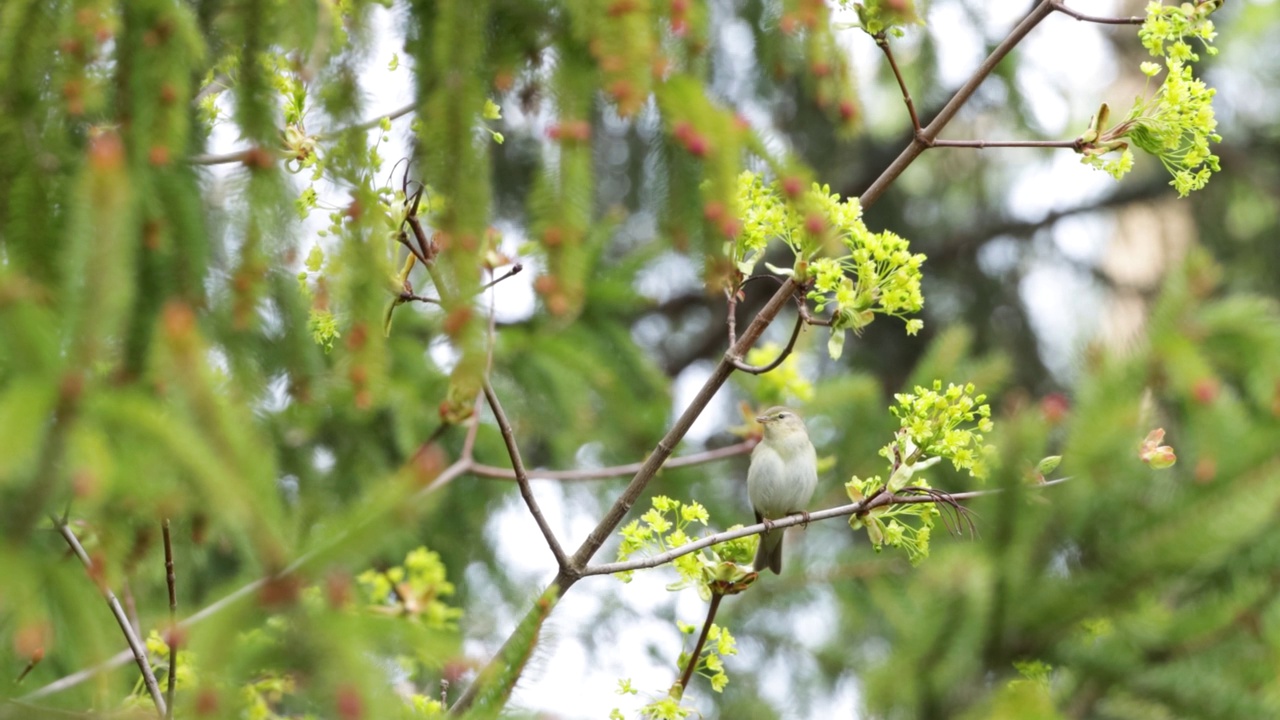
[162,520,176,720]
[726,274,802,374]
[450,278,801,716]
[860,0,1058,208]
[1050,1,1143,25]
[798,303,833,327]
[583,478,1072,577]
[561,277,800,580]
[51,516,167,718]
[480,263,523,291]
[188,148,262,166]
[470,440,755,482]
[729,311,804,375]
[323,102,416,139]
[398,292,442,305]
[928,139,1082,149]
[396,263,522,307]
[482,382,570,569]
[875,33,921,132]
[677,592,725,696]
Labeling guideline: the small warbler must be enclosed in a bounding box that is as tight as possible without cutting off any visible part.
[747,407,818,574]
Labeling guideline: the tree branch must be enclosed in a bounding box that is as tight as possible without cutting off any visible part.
[162,520,176,720]
[875,33,921,133]
[1050,1,1143,25]
[470,440,755,481]
[729,310,804,375]
[51,516,167,718]
[860,0,1057,207]
[557,277,800,583]
[677,592,724,696]
[482,382,570,569]
[188,148,261,166]
[928,139,1082,149]
[480,262,523,291]
[188,102,416,166]
[583,478,1072,577]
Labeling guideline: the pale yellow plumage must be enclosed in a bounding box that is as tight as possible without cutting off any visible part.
[747,407,818,574]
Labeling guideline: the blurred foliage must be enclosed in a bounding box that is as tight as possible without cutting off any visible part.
[1,0,1279,719]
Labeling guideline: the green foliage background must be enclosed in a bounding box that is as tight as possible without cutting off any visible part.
[2,0,1279,718]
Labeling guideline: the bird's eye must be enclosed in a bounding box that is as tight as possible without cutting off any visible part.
[778,412,789,419]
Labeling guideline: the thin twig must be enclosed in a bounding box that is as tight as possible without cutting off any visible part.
[162,520,176,720]
[677,592,724,696]
[480,263,523,291]
[51,516,168,718]
[929,139,1082,149]
[482,382,571,569]
[188,103,416,165]
[730,311,804,375]
[21,459,477,703]
[399,292,442,305]
[725,289,739,347]
[469,440,755,482]
[860,0,1057,208]
[798,303,833,327]
[192,72,230,105]
[726,274,800,374]
[397,263,522,308]
[875,33,921,132]
[582,478,1072,577]
[461,398,484,465]
[1050,1,1143,25]
[188,149,259,166]
[320,102,416,140]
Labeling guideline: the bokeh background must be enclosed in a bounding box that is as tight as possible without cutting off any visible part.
[4,0,1280,718]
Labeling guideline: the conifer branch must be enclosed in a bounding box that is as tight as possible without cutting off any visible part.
[21,458,478,703]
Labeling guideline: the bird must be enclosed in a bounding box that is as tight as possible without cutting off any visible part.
[747,407,818,574]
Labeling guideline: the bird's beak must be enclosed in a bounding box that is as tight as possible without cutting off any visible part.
[755,415,769,424]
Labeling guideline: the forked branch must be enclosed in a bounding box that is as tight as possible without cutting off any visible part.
[51,516,168,718]
[482,382,570,569]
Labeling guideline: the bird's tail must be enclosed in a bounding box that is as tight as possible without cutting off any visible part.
[753,529,784,574]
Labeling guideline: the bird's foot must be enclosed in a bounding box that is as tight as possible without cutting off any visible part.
[799,511,812,529]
